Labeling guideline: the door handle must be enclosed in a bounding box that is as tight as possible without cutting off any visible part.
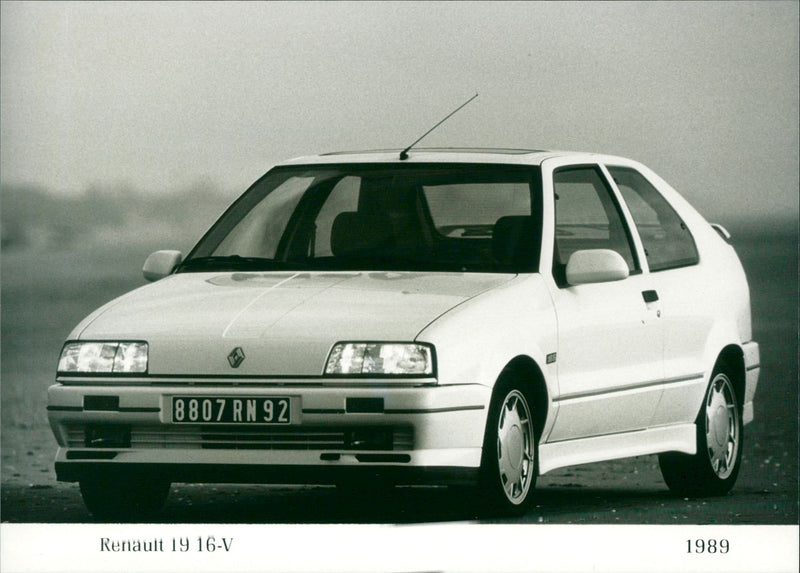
[642,290,659,303]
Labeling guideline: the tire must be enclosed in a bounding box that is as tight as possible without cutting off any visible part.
[659,366,743,497]
[79,471,170,521]
[478,380,537,516]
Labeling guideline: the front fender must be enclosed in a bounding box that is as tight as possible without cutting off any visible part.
[417,273,558,424]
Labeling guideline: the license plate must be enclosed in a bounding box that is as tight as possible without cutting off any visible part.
[171,396,292,425]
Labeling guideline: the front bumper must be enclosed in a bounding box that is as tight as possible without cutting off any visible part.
[48,381,491,485]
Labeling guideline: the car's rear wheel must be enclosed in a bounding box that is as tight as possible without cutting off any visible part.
[659,366,743,497]
[79,472,170,521]
[478,380,537,516]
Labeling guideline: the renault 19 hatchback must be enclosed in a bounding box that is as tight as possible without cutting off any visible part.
[48,148,759,518]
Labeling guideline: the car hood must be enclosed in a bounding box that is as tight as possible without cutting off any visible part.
[75,271,514,376]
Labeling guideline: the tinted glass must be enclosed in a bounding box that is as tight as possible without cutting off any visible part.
[608,166,699,272]
[552,166,639,285]
[181,164,542,274]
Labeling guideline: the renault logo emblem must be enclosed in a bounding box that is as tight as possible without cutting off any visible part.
[227,347,245,368]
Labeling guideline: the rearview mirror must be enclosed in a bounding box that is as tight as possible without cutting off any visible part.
[143,250,183,282]
[566,249,629,285]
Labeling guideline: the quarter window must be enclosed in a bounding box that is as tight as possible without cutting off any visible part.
[552,166,639,286]
[608,166,699,272]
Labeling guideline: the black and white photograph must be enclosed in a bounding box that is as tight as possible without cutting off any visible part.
[1,2,798,572]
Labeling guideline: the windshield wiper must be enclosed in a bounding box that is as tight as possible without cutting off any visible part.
[177,256,305,272]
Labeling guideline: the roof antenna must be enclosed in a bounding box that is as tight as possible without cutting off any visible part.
[399,93,478,160]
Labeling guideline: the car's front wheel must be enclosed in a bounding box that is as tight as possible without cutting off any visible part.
[478,380,537,516]
[659,366,743,497]
[79,471,170,521]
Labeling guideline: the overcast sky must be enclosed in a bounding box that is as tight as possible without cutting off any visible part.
[1,1,797,222]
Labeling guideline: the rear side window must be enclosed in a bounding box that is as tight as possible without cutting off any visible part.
[608,166,699,272]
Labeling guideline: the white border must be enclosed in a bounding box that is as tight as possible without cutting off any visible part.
[1,523,798,573]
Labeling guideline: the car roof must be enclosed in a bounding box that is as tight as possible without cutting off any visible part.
[277,147,627,167]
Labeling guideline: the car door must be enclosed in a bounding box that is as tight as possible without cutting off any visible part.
[605,164,710,427]
[543,162,664,442]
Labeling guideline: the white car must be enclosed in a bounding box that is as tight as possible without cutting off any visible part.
[48,148,759,518]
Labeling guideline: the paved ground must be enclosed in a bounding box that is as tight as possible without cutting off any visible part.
[0,414,795,524]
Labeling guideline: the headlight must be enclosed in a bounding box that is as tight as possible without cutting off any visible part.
[325,342,434,376]
[57,342,148,374]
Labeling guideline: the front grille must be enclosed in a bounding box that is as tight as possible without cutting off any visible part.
[65,424,413,451]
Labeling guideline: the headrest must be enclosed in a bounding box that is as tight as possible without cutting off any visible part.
[330,211,394,257]
[492,215,539,270]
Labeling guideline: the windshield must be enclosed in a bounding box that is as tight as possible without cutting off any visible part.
[179,163,542,274]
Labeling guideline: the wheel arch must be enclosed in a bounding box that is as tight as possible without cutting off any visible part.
[494,355,550,441]
[699,317,748,411]
[714,344,746,410]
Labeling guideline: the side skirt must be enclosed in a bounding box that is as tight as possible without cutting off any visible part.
[538,423,696,475]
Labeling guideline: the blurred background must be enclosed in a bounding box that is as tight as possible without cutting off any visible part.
[2,1,798,240]
[1,1,797,524]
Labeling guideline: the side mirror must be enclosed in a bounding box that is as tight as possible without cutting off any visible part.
[143,250,182,282]
[566,249,629,285]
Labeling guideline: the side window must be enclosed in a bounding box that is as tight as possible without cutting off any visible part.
[607,166,699,272]
[552,166,638,286]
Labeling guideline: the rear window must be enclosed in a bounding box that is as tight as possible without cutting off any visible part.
[424,182,532,238]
